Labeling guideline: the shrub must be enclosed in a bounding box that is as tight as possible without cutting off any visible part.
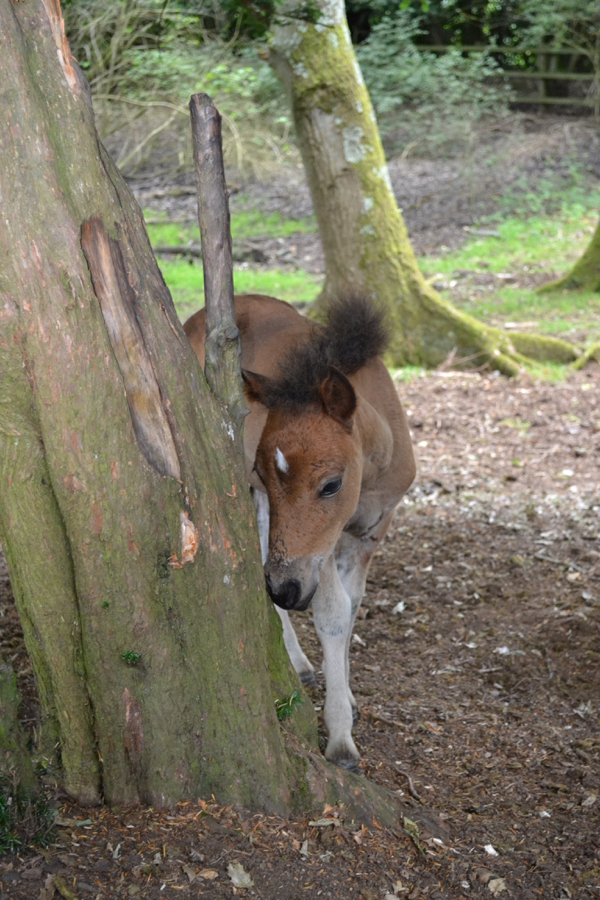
[64,0,294,177]
[356,11,512,156]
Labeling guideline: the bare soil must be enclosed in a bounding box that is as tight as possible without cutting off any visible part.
[2,363,599,900]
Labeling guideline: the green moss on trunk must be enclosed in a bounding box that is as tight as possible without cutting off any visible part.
[540,217,600,293]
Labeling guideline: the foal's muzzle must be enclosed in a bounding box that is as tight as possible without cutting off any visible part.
[265,573,317,612]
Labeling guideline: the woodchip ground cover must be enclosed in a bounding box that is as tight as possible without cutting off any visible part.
[1,366,599,899]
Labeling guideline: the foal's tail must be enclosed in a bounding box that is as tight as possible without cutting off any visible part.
[244,296,388,412]
[322,296,389,375]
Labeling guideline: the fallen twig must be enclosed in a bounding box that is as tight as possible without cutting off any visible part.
[396,769,423,803]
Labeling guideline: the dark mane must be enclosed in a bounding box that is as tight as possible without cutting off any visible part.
[255,296,388,411]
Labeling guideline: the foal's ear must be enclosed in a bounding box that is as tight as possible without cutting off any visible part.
[242,369,271,405]
[320,367,356,429]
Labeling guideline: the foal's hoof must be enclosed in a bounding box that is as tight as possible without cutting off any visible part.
[300,670,317,687]
[333,757,362,775]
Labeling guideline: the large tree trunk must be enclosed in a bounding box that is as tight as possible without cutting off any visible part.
[0,0,317,811]
[0,1,443,832]
[269,0,579,374]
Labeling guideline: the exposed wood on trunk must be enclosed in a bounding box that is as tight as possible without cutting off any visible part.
[81,217,181,480]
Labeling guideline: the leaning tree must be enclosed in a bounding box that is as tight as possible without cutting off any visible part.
[0,0,434,828]
[268,0,581,374]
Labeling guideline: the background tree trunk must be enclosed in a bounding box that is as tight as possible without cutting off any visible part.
[269,0,579,374]
[541,217,600,293]
[0,0,316,811]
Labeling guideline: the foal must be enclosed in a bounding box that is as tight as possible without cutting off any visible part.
[184,295,415,771]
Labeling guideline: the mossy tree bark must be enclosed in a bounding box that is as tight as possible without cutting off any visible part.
[0,1,443,829]
[269,0,579,374]
[0,1,464,832]
[0,0,320,811]
[0,652,35,790]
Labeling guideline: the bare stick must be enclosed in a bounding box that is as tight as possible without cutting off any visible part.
[189,92,246,426]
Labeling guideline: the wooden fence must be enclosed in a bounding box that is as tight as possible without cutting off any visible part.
[416,45,597,111]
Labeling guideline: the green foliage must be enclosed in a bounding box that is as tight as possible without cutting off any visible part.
[518,0,600,58]
[0,780,55,854]
[275,690,303,721]
[346,0,524,46]
[122,650,142,666]
[517,0,600,112]
[63,0,199,92]
[64,1,294,176]
[356,11,511,154]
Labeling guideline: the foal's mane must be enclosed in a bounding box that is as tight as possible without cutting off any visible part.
[256,296,388,411]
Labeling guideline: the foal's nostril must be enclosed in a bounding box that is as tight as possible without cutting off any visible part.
[265,576,302,610]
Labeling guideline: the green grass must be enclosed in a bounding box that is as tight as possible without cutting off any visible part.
[145,204,320,320]
[421,197,600,345]
[146,202,316,248]
[159,257,322,321]
[147,187,600,355]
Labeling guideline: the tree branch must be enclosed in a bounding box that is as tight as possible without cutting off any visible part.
[189,93,246,427]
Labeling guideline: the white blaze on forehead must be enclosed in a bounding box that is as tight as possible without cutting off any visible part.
[275,447,289,474]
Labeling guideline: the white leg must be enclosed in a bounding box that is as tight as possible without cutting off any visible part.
[335,509,397,723]
[253,489,315,685]
[275,607,316,686]
[312,555,359,770]
[252,488,270,565]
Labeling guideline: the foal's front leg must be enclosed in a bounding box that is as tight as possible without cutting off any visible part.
[335,508,397,724]
[253,488,316,685]
[312,554,359,771]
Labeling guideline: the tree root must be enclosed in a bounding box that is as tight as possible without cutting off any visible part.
[282,730,448,837]
[381,284,582,376]
[572,342,600,371]
[302,749,449,838]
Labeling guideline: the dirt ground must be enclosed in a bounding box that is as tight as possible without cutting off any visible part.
[1,361,599,899]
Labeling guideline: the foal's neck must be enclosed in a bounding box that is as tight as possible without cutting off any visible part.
[355,397,394,485]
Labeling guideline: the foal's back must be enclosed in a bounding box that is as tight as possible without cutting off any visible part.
[184,293,311,378]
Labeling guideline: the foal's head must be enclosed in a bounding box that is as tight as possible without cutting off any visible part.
[244,365,363,611]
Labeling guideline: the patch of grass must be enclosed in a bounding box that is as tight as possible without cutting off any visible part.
[231,206,317,241]
[422,199,600,345]
[145,204,316,249]
[499,417,531,435]
[523,362,573,383]
[392,366,428,383]
[159,257,321,321]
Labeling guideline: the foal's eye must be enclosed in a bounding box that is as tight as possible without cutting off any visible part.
[320,478,342,498]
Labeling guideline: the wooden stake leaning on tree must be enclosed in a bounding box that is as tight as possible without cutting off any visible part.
[189,93,246,429]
